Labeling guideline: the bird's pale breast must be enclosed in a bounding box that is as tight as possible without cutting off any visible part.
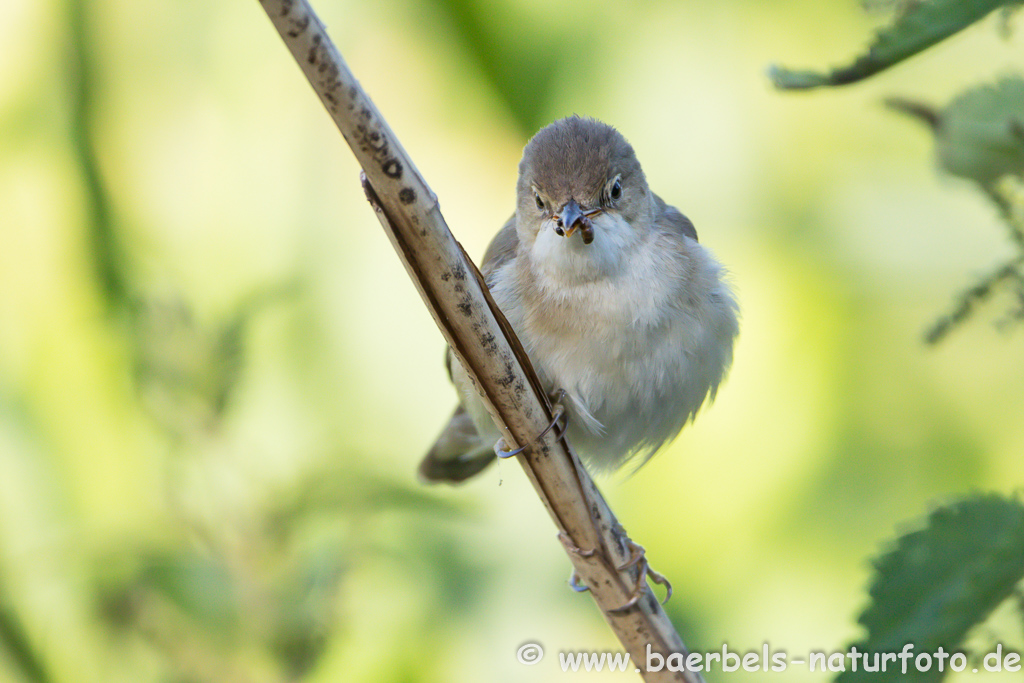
[486,220,737,471]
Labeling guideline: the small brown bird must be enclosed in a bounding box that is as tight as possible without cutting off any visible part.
[420,116,738,483]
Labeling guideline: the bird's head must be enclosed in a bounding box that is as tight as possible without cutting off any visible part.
[515,116,655,279]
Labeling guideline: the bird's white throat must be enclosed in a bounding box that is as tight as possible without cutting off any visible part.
[528,212,641,287]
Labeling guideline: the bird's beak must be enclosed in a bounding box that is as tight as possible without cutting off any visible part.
[556,200,586,238]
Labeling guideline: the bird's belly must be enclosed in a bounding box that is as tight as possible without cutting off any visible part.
[525,312,702,471]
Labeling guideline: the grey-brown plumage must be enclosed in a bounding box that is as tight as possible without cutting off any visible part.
[420,116,737,483]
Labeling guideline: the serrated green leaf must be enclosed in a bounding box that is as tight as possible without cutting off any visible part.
[836,494,1024,683]
[935,76,1024,187]
[771,0,1013,90]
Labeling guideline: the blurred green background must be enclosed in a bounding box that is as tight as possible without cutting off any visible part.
[1,0,1023,681]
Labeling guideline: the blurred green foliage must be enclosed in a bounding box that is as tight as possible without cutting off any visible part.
[429,0,563,135]
[0,0,1023,682]
[923,77,1024,188]
[772,5,1024,677]
[67,0,127,312]
[774,0,1024,342]
[888,78,1024,342]
[0,602,50,683]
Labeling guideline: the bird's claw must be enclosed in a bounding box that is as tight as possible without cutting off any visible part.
[559,532,596,594]
[569,571,590,593]
[493,437,526,459]
[493,390,568,459]
[608,540,673,613]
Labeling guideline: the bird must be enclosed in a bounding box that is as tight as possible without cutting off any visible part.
[419,116,738,483]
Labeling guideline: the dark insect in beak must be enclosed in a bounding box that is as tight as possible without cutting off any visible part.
[579,224,594,244]
[555,200,598,244]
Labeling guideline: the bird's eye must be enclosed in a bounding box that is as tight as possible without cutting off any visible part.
[609,178,622,202]
[534,191,545,210]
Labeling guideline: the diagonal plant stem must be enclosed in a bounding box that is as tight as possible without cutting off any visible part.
[257,1,704,680]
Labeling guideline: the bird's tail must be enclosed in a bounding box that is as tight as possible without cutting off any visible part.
[418,405,495,483]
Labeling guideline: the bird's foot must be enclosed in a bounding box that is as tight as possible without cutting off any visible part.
[608,540,673,613]
[558,532,596,594]
[493,389,568,459]
[547,388,567,412]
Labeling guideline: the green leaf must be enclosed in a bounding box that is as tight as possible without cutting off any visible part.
[770,0,1013,90]
[837,494,1024,682]
[934,76,1024,188]
[888,77,1024,197]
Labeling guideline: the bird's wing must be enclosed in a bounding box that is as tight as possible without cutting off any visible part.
[653,192,698,242]
[480,214,519,281]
